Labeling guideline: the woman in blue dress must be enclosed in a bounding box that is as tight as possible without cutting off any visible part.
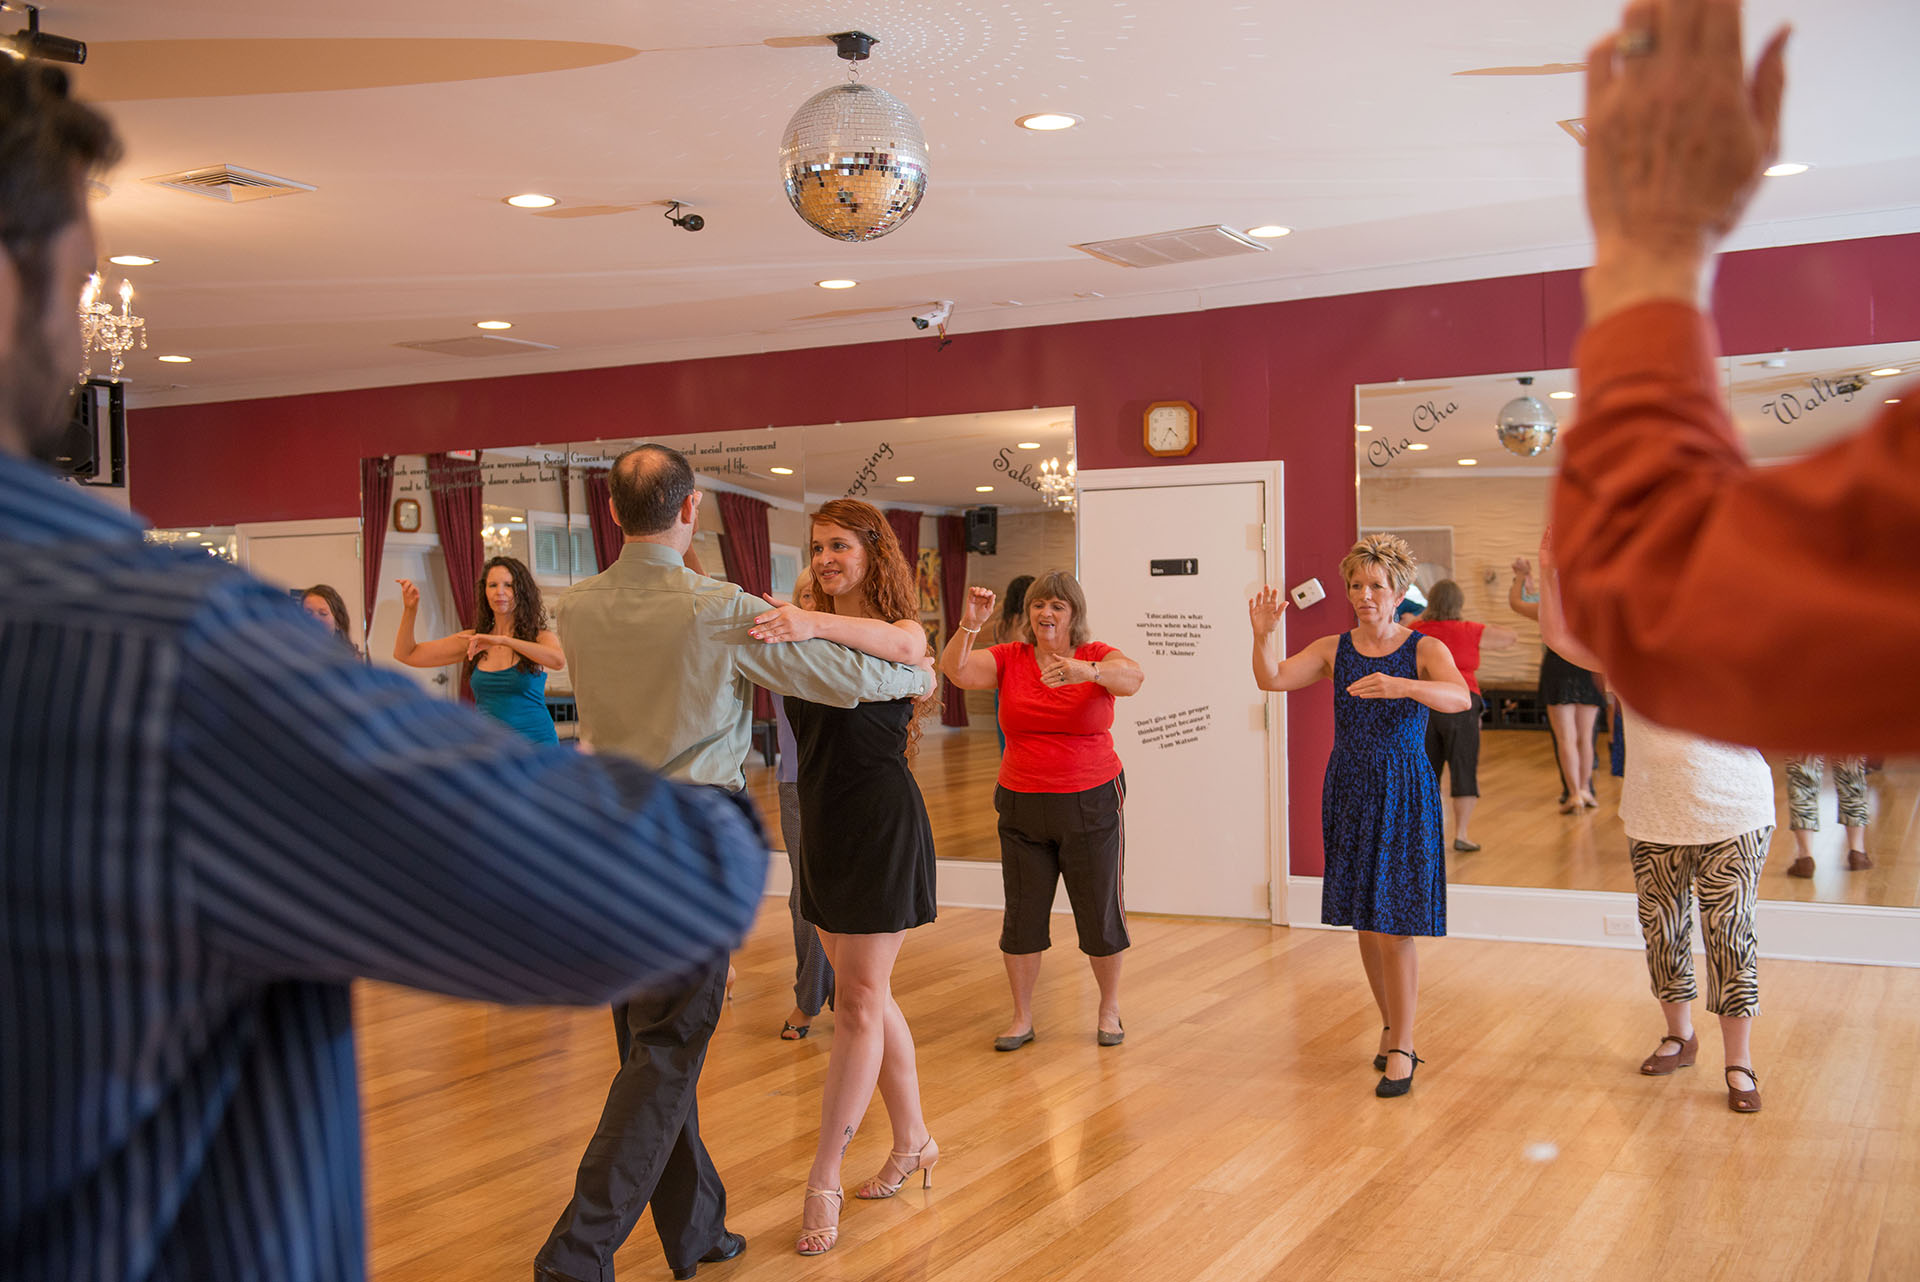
[1250,533,1470,1097]
[393,555,565,745]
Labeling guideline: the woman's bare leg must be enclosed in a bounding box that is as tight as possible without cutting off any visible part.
[1000,951,1042,1039]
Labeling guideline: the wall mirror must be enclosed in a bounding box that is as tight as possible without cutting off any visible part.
[1355,341,1918,910]
[359,407,1078,863]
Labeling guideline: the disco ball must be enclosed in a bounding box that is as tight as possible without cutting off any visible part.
[780,82,928,242]
[1495,393,1559,457]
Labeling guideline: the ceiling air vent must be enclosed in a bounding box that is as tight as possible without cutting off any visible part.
[144,164,316,203]
[397,335,559,358]
[1072,224,1269,269]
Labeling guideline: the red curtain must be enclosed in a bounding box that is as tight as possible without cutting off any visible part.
[716,490,774,721]
[883,508,920,569]
[582,467,623,575]
[425,451,484,701]
[936,515,969,726]
[359,455,393,658]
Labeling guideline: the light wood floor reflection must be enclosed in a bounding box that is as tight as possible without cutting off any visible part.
[359,906,1920,1282]
[1450,730,1919,908]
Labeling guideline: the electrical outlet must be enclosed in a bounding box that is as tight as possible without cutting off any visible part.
[1603,914,1639,937]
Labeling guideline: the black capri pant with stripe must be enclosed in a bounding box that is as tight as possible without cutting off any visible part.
[995,774,1129,957]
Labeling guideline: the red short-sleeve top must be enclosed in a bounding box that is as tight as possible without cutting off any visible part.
[1409,618,1484,693]
[990,641,1123,793]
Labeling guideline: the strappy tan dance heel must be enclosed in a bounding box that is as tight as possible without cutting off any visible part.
[854,1135,939,1199]
[795,1187,842,1256]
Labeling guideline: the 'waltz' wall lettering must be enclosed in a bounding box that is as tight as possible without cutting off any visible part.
[1763,376,1860,426]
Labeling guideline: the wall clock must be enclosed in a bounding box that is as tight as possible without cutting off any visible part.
[393,498,421,533]
[1144,400,1198,457]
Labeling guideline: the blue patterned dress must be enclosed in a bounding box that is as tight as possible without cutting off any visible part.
[1320,631,1446,936]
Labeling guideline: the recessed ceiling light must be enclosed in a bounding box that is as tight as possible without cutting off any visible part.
[505,193,557,208]
[186,531,202,538]
[1016,441,1041,449]
[475,320,513,330]
[894,475,916,483]
[1246,225,1292,239]
[1870,367,1903,377]
[1888,398,1902,405]
[1016,112,1082,131]
[975,485,995,493]
[200,541,214,547]
[1406,443,1429,451]
[157,354,192,363]
[509,516,525,524]
[1763,162,1810,178]
[815,279,858,290]
[1549,390,1575,400]
[770,466,794,475]
[1457,458,1479,466]
[1355,424,1373,433]
[108,254,156,266]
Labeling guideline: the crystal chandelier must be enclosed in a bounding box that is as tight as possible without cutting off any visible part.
[779,32,928,242]
[78,273,146,381]
[1039,455,1077,513]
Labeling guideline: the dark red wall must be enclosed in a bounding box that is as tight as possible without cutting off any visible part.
[129,232,1920,876]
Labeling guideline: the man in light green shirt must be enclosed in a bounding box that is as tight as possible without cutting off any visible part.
[535,443,932,1282]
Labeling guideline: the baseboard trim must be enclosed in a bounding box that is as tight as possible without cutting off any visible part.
[1287,877,1920,968]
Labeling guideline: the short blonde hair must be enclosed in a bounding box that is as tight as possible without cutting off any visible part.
[1339,533,1418,594]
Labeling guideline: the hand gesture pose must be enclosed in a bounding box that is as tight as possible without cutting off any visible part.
[465,632,506,659]
[396,577,421,610]
[959,586,996,631]
[1510,557,1532,580]
[1345,671,1407,701]
[750,603,819,644]
[1248,586,1287,637]
[1038,651,1094,688]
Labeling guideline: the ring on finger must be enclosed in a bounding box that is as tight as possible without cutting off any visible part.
[1614,27,1655,58]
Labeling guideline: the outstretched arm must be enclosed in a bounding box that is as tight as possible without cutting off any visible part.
[1249,587,1335,693]
[940,586,1001,690]
[749,603,927,664]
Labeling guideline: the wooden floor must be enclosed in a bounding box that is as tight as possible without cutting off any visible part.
[360,907,1920,1282]
[747,721,1920,906]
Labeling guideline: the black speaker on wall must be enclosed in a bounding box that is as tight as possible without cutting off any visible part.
[52,378,126,487]
[964,504,998,555]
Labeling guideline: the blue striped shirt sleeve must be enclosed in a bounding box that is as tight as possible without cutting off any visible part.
[165,576,767,1006]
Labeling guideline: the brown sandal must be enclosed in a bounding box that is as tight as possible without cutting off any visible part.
[1725,1066,1762,1113]
[1639,1032,1698,1075]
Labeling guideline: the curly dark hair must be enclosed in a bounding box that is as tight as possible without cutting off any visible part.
[463,556,546,684]
[809,499,934,755]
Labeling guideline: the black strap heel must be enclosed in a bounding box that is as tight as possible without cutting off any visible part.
[1375,1048,1423,1098]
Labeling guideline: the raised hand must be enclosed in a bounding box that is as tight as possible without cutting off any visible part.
[1510,557,1533,579]
[396,577,420,610]
[750,602,818,644]
[1345,671,1405,700]
[1248,586,1287,636]
[960,586,996,631]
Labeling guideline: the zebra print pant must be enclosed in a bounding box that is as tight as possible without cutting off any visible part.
[1629,826,1772,1018]
[1786,756,1870,830]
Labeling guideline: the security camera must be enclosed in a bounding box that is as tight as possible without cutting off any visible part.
[911,300,954,331]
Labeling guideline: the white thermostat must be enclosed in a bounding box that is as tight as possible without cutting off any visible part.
[1289,578,1326,609]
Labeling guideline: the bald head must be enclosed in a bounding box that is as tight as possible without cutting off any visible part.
[609,444,697,536]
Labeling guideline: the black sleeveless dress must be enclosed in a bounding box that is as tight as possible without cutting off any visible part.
[785,696,937,934]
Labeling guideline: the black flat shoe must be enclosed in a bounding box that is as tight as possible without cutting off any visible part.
[779,1021,810,1040]
[1372,1025,1390,1073]
[1375,1049,1423,1098]
[672,1230,746,1280]
[993,1028,1035,1052]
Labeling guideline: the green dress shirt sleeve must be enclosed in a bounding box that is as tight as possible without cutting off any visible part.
[720,593,932,706]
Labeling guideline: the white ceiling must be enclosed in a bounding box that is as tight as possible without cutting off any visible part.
[52,0,1920,410]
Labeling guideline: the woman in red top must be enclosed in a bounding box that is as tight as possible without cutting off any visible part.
[1408,579,1518,851]
[940,569,1145,1050]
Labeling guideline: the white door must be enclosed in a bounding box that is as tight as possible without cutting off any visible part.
[1077,476,1278,920]
[369,540,460,699]
[244,530,362,631]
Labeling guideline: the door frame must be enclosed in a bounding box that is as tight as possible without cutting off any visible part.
[1075,460,1287,924]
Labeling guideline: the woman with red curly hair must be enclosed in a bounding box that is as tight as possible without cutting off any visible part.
[747,498,940,1257]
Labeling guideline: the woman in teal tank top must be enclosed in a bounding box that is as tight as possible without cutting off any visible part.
[393,555,564,745]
